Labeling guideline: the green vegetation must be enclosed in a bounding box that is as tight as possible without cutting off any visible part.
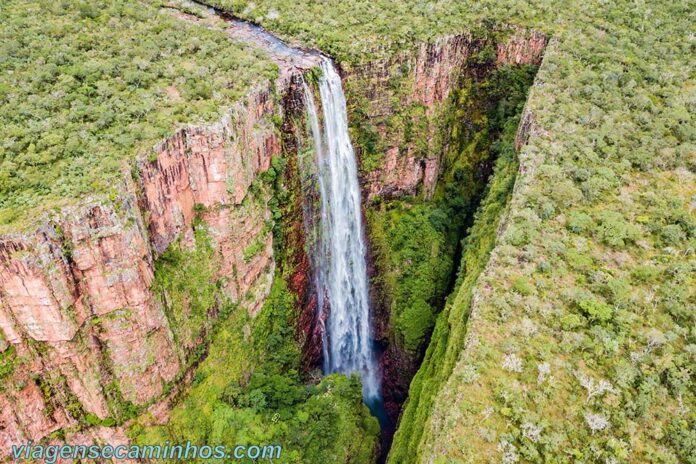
[153,227,220,356]
[242,236,266,261]
[0,345,18,382]
[368,202,453,354]
[130,276,379,463]
[389,94,524,463]
[367,60,537,357]
[33,371,118,429]
[0,0,276,229]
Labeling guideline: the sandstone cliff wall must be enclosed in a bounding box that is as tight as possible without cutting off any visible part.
[345,28,547,201]
[0,82,283,454]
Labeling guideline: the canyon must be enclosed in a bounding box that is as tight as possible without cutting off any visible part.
[0,3,547,459]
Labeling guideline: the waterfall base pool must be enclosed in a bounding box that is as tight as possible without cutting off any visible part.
[365,395,394,464]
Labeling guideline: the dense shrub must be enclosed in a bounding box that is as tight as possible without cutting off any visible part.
[0,0,276,228]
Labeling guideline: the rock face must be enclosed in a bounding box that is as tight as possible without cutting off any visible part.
[0,2,327,453]
[345,28,547,202]
[0,78,307,459]
[137,87,281,315]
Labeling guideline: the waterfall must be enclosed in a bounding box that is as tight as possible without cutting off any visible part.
[301,59,380,400]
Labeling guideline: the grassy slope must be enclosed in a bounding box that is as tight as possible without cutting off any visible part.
[418,19,696,464]
[0,0,276,229]
[201,0,695,462]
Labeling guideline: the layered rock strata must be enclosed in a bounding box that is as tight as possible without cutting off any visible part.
[0,6,320,454]
[347,28,547,201]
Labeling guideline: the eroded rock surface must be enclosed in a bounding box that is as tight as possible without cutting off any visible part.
[348,29,547,201]
[0,7,317,454]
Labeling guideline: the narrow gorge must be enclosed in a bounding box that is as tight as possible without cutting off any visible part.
[4,0,694,462]
[0,1,547,460]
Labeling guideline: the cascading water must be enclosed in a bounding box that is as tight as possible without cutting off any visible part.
[301,58,380,401]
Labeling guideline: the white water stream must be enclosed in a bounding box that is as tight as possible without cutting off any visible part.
[302,59,380,400]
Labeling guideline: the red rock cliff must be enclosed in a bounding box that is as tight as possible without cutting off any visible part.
[0,83,284,454]
[0,1,327,451]
[345,28,547,201]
